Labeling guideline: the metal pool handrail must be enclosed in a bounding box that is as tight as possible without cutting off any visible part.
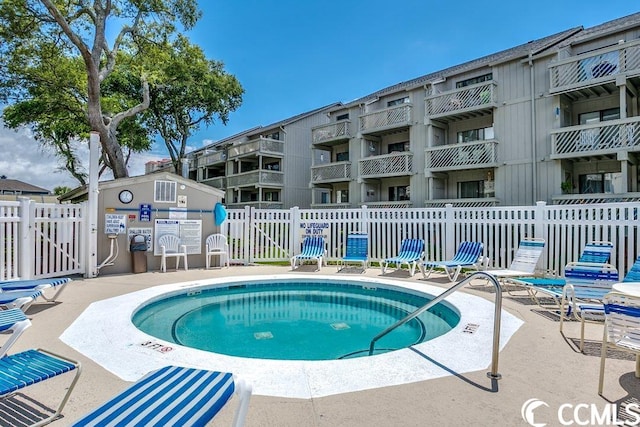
[368,271,503,380]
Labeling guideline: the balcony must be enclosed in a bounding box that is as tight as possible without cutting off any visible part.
[550,117,640,159]
[549,40,640,96]
[359,104,412,135]
[425,82,497,121]
[226,170,284,188]
[311,162,352,184]
[312,121,352,145]
[426,140,498,171]
[200,176,226,190]
[362,201,413,208]
[196,151,226,168]
[424,198,500,208]
[227,201,284,209]
[358,152,413,179]
[310,203,353,209]
[227,138,284,159]
[552,192,640,205]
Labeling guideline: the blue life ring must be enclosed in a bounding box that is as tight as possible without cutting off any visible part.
[214,202,227,226]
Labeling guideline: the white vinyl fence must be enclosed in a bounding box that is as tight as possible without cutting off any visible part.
[225,202,640,277]
[0,198,85,281]
[1,198,638,281]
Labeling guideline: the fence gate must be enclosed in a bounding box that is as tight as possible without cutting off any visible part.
[0,199,86,281]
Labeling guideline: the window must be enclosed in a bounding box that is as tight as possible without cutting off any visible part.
[387,96,409,107]
[154,180,177,203]
[387,142,410,153]
[579,108,620,125]
[579,173,619,194]
[264,161,280,171]
[336,152,349,162]
[457,126,494,143]
[320,192,329,204]
[264,191,279,202]
[336,113,349,121]
[458,180,484,198]
[456,73,493,88]
[337,190,349,203]
[389,185,410,201]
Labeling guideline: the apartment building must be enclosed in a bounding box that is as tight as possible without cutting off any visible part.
[187,104,340,209]
[184,13,640,209]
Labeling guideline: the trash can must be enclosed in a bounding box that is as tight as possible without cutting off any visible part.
[130,235,148,273]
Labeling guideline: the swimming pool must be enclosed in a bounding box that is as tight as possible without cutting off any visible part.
[132,279,460,360]
[60,273,524,398]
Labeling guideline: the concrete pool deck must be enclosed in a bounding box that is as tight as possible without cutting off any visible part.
[8,265,640,426]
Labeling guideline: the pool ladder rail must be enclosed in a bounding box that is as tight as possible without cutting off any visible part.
[368,272,503,380]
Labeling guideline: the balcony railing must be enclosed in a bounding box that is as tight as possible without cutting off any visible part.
[424,198,500,208]
[226,170,284,187]
[425,140,498,171]
[227,201,284,209]
[196,151,226,167]
[310,203,353,209]
[359,104,412,134]
[552,192,640,205]
[549,40,640,94]
[200,176,226,189]
[227,138,284,159]
[359,152,413,179]
[310,162,352,184]
[312,121,352,145]
[361,201,413,208]
[550,117,640,159]
[425,82,497,119]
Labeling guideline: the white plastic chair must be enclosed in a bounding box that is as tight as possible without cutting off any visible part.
[598,292,640,397]
[158,234,188,272]
[205,233,230,268]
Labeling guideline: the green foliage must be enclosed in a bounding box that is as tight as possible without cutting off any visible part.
[143,35,244,175]
[53,186,72,196]
[0,0,206,180]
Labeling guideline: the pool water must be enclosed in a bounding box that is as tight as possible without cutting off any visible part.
[132,280,460,360]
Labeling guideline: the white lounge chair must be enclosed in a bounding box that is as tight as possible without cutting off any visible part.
[483,237,546,282]
[72,365,251,427]
[158,234,188,273]
[205,233,230,268]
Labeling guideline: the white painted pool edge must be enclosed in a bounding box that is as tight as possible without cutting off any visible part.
[59,274,523,398]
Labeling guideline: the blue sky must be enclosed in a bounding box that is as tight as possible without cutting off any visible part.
[1,1,638,190]
[181,1,639,147]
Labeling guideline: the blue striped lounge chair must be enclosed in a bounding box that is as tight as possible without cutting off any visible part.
[291,236,326,271]
[420,241,484,282]
[0,289,43,312]
[337,234,369,272]
[0,308,31,358]
[0,277,72,303]
[381,238,425,276]
[72,365,252,427]
[558,256,640,352]
[0,348,80,426]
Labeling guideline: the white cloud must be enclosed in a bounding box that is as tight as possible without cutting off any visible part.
[0,122,164,191]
